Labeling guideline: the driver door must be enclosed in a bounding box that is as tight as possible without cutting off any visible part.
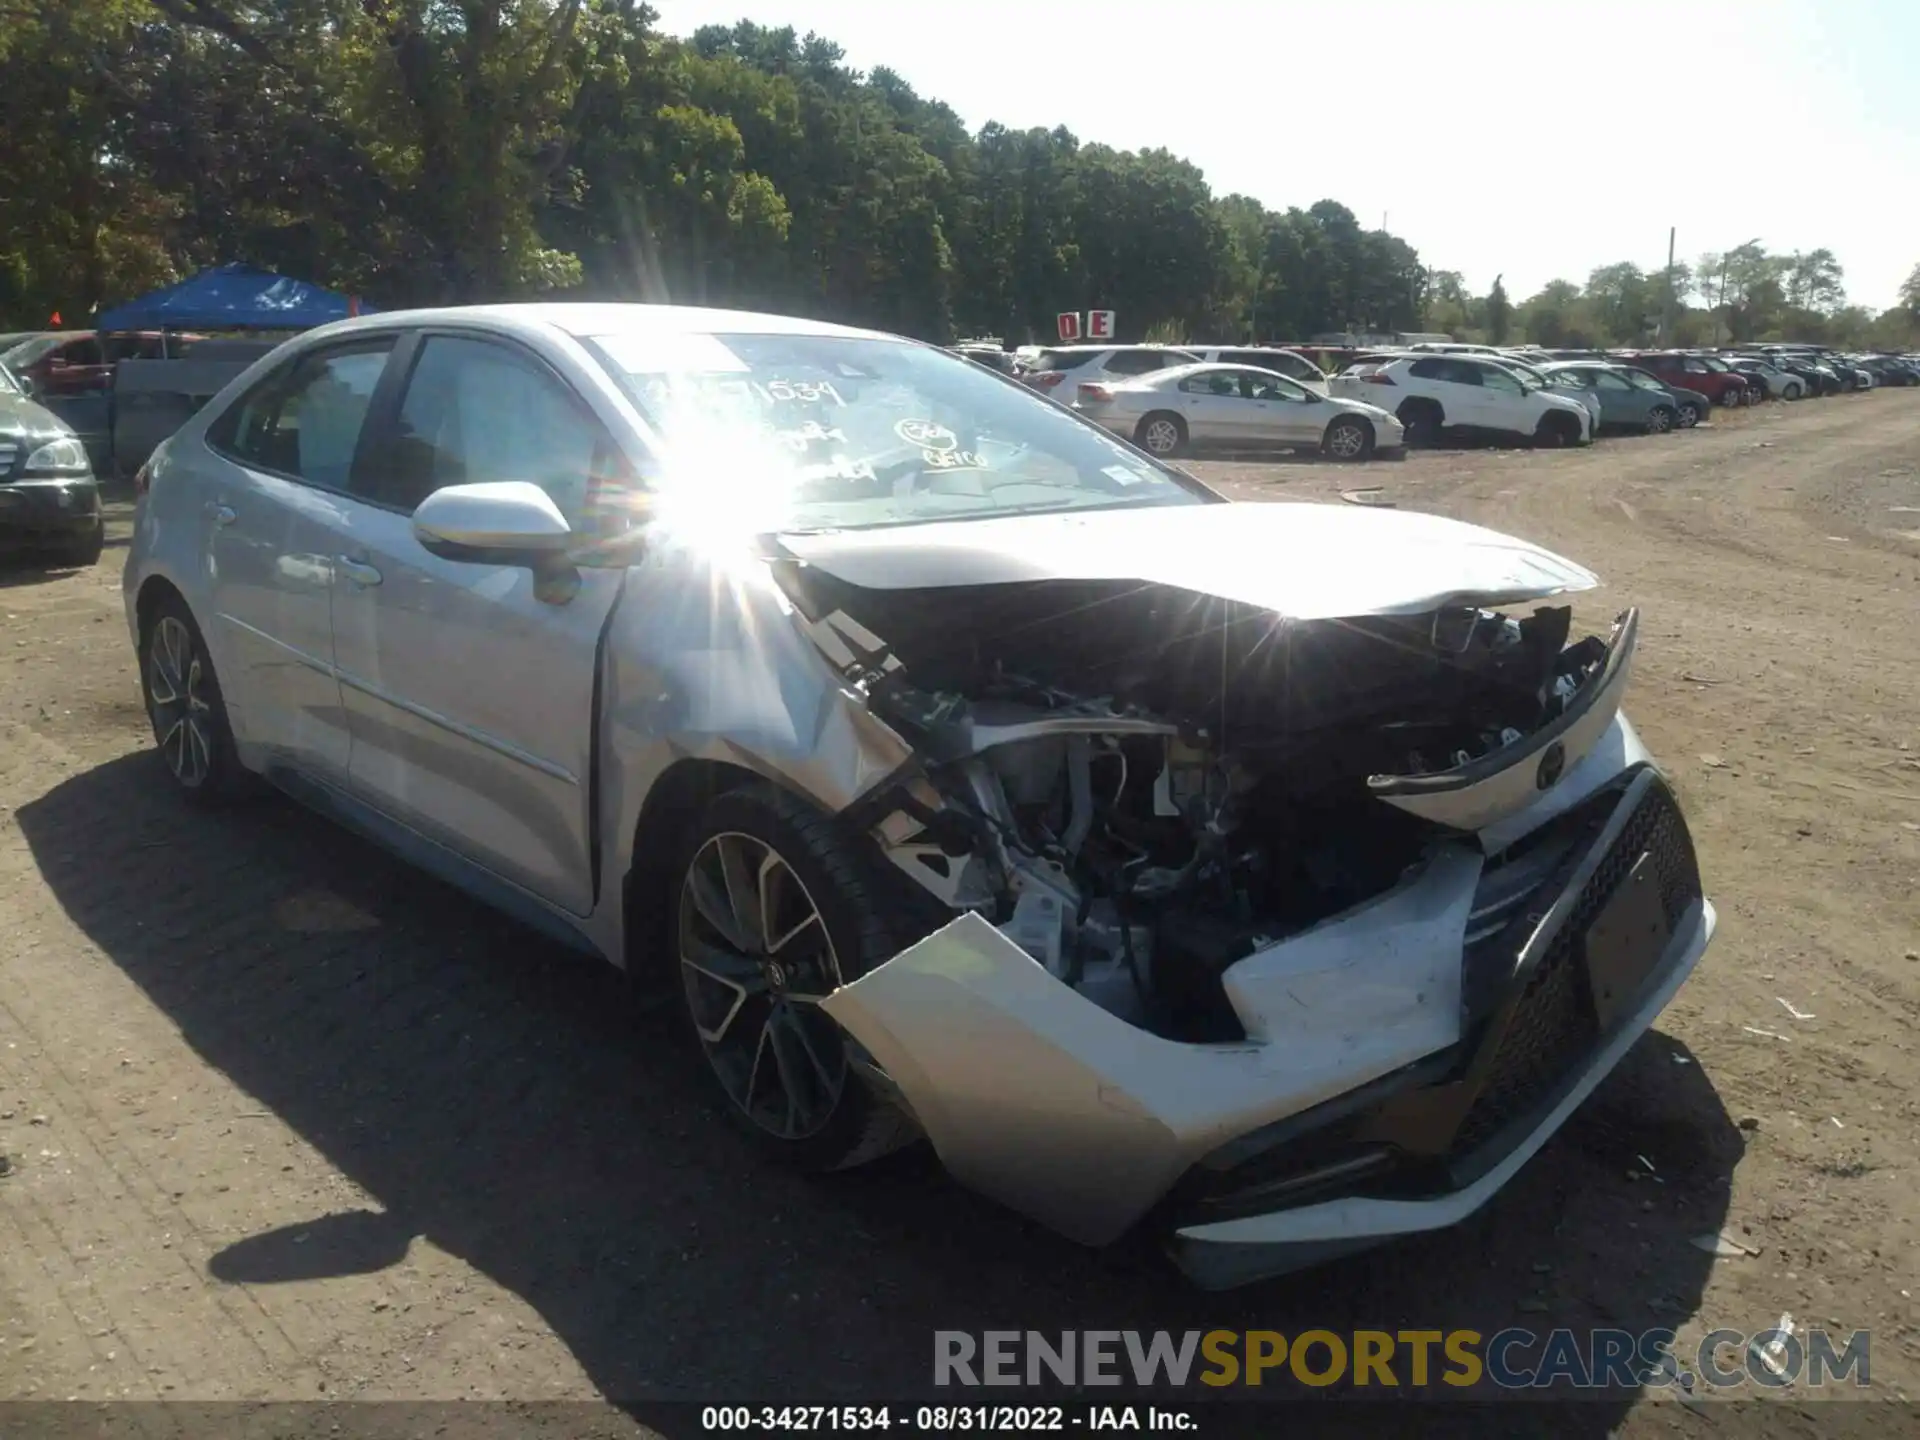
[1241,372,1323,444]
[329,331,632,917]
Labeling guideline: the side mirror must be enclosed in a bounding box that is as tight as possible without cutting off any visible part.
[412,481,572,560]
[16,374,35,399]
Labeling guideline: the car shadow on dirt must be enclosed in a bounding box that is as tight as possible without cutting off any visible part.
[20,753,1739,1422]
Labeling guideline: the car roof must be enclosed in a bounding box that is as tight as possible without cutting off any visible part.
[300,302,899,347]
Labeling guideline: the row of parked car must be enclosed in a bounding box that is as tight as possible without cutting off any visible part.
[946,337,1918,461]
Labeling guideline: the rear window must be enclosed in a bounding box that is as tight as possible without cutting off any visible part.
[1028,350,1093,373]
[1105,348,1186,375]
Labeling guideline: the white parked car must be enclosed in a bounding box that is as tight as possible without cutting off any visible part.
[1329,353,1593,448]
[1074,362,1403,459]
[1178,346,1328,391]
[1724,357,1802,400]
[1014,345,1198,399]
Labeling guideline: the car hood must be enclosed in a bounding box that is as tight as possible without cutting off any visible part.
[776,500,1599,620]
[0,391,71,438]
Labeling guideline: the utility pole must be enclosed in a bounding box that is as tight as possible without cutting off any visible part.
[1661,226,1676,344]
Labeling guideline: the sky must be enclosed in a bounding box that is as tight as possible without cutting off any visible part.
[652,0,1920,310]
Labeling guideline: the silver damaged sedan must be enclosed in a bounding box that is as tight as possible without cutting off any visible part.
[122,304,1716,1289]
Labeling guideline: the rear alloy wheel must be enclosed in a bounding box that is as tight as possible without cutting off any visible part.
[1134,412,1186,457]
[1396,401,1442,445]
[1645,405,1674,434]
[1322,416,1374,461]
[1532,412,1580,449]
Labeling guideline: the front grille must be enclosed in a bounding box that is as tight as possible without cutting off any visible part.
[1453,777,1701,1156]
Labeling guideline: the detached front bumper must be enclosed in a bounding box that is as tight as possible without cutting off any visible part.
[825,755,1711,1287]
[0,477,102,544]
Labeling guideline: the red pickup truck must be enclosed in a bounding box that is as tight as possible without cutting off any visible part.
[0,330,201,398]
[1613,351,1761,407]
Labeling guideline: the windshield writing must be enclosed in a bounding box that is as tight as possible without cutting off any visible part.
[587,332,1206,533]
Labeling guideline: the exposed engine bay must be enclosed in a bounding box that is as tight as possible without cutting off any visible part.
[775,562,1623,1040]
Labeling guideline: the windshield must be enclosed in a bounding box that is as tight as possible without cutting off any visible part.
[587,331,1210,534]
[0,364,17,396]
[0,336,64,369]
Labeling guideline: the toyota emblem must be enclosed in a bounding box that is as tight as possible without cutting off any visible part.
[1537,741,1566,790]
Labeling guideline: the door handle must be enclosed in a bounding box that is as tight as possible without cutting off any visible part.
[207,502,237,526]
[336,556,383,587]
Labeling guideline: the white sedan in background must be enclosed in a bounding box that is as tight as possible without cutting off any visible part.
[1073,362,1405,460]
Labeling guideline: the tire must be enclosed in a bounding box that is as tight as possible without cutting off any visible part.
[1532,412,1580,449]
[138,593,251,805]
[1322,416,1374,462]
[1645,405,1674,435]
[1396,399,1442,445]
[1783,381,1802,401]
[1134,412,1186,457]
[49,519,104,568]
[669,783,923,1173]
[1676,400,1703,428]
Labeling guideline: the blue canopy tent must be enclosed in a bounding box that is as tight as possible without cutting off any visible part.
[96,262,374,333]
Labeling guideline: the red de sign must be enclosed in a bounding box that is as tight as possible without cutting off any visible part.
[1087,309,1115,340]
[1055,311,1081,342]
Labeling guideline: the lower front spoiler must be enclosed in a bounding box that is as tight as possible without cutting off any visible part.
[1167,897,1716,1290]
[0,478,102,544]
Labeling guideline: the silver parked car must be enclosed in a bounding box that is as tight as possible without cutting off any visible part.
[1072,362,1404,459]
[123,304,1716,1289]
[1537,361,1682,433]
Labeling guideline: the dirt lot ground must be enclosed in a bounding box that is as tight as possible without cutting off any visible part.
[1,393,1917,1434]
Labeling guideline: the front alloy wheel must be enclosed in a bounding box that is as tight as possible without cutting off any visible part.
[1323,417,1373,461]
[679,831,852,1141]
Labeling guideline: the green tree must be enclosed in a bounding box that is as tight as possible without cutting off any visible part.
[1485,275,1511,343]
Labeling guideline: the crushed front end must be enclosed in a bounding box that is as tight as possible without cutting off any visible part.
[772,544,1714,1287]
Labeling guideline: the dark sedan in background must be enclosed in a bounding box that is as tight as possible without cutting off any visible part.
[0,361,104,567]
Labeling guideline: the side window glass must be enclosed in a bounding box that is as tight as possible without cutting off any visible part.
[215,342,393,488]
[370,336,608,521]
[1444,360,1484,387]
[1177,374,1214,395]
[1106,350,1163,376]
[1479,365,1522,395]
[1409,358,1446,381]
[1684,359,1709,373]
[64,337,105,367]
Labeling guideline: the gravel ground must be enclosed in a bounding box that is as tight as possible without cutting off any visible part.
[1,392,1916,1436]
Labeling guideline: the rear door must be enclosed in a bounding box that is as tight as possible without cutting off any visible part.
[330,329,631,917]
[1173,369,1249,443]
[198,336,398,779]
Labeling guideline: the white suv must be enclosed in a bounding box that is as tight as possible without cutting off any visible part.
[1329,353,1592,447]
[1016,345,1198,399]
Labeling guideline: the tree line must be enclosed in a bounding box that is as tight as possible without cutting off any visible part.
[4,2,1918,350]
